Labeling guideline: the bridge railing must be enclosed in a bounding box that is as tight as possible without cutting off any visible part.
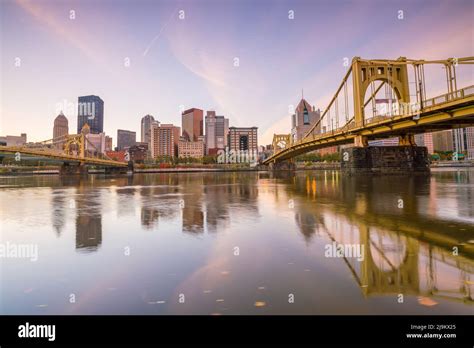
[270,84,474,159]
[423,85,473,108]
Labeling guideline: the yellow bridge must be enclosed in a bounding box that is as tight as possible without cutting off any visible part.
[0,133,127,168]
[264,56,474,165]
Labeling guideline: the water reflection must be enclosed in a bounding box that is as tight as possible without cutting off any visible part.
[277,170,474,304]
[75,185,102,252]
[1,169,473,314]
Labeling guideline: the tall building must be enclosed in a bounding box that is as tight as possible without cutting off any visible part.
[432,130,454,152]
[105,136,113,152]
[414,133,434,154]
[291,98,321,143]
[117,129,136,150]
[205,111,229,155]
[141,114,155,144]
[228,127,258,153]
[150,123,180,158]
[182,108,203,141]
[53,112,68,149]
[452,127,474,159]
[77,95,104,134]
[86,133,106,154]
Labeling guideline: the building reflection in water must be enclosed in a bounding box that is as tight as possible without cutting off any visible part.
[75,183,102,253]
[139,174,180,230]
[282,171,474,304]
[51,189,67,236]
[138,173,259,235]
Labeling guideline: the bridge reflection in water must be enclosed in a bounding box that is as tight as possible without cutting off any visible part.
[272,170,474,305]
[1,170,473,314]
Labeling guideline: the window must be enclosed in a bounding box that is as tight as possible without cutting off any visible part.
[303,109,310,125]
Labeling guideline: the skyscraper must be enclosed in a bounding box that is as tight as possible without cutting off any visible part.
[291,98,320,143]
[182,108,203,141]
[117,129,136,150]
[205,111,229,155]
[141,114,155,144]
[53,112,68,149]
[150,123,180,158]
[77,95,104,134]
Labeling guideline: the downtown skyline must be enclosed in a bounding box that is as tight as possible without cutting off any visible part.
[1,0,473,145]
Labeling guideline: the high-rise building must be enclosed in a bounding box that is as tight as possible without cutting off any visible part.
[182,108,203,141]
[150,123,180,158]
[452,127,474,159]
[105,136,113,152]
[117,129,136,150]
[205,111,229,155]
[228,127,258,153]
[141,114,155,144]
[414,133,434,154]
[432,130,454,152]
[53,112,69,149]
[77,95,104,134]
[86,133,106,154]
[291,98,321,143]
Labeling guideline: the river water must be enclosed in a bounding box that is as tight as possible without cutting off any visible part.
[1,169,473,314]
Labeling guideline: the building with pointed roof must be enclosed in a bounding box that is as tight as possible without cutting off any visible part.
[291,98,321,143]
[53,112,69,149]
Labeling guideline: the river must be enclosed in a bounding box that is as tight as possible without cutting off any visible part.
[1,169,473,314]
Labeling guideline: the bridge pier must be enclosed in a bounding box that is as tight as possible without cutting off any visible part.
[268,160,296,171]
[60,163,88,176]
[341,146,430,175]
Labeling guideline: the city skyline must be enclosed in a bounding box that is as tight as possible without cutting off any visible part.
[1,0,473,145]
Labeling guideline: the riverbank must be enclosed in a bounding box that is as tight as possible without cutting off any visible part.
[1,160,472,176]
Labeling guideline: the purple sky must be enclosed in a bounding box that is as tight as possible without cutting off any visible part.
[1,0,473,145]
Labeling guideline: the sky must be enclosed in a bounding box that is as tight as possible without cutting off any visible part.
[1,0,473,146]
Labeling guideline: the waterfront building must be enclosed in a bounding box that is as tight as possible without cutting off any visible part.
[452,127,474,159]
[117,129,136,150]
[150,123,180,158]
[0,133,27,146]
[414,133,434,154]
[205,111,229,155]
[182,108,203,141]
[77,95,104,134]
[432,130,454,152]
[178,140,205,158]
[228,127,258,153]
[128,144,148,163]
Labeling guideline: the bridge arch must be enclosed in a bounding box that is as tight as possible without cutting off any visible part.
[352,57,410,127]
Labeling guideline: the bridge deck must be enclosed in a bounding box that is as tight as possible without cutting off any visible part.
[0,146,127,167]
[264,85,474,164]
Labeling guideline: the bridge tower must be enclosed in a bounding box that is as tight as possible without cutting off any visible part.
[351,57,411,146]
